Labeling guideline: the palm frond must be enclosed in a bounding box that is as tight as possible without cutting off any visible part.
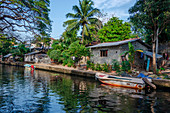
[87,8,100,17]
[88,18,98,23]
[72,5,82,16]
[66,21,80,31]
[88,18,103,29]
[86,0,94,13]
[63,19,78,27]
[66,13,76,18]
[83,24,89,36]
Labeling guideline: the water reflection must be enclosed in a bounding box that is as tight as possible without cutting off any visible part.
[0,64,170,113]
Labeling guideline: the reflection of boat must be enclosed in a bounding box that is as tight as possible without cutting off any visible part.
[100,84,145,96]
[95,72,147,89]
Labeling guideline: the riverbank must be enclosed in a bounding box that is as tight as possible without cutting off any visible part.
[0,61,100,78]
[0,61,169,87]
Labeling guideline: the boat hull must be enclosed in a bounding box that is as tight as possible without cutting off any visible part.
[99,79,145,89]
[96,72,145,89]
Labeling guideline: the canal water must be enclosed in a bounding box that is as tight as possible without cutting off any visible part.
[0,64,170,113]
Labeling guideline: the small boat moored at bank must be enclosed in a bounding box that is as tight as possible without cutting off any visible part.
[95,72,151,89]
[24,64,36,70]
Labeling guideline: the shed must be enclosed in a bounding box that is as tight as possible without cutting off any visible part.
[3,53,13,62]
[89,38,151,64]
[24,51,46,63]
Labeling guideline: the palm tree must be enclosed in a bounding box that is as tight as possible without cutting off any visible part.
[63,0,101,44]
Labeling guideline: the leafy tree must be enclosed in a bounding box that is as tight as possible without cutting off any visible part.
[61,29,79,46]
[63,0,101,44]
[0,35,14,56]
[11,44,30,61]
[98,17,134,42]
[49,50,61,62]
[68,40,90,64]
[129,0,170,73]
[0,0,51,42]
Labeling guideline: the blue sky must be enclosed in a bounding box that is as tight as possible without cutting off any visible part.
[49,0,136,39]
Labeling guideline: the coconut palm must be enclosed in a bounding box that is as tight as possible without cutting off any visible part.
[63,0,101,44]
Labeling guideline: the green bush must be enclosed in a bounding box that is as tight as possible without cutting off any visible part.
[160,67,165,71]
[102,63,109,72]
[121,61,130,71]
[67,63,72,67]
[86,60,91,70]
[90,63,95,70]
[62,60,68,66]
[112,59,120,72]
[96,63,102,71]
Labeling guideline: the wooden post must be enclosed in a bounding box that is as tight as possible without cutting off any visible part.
[146,58,150,71]
[142,78,156,90]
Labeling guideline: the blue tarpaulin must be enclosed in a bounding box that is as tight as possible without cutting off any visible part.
[137,73,161,79]
[137,73,152,79]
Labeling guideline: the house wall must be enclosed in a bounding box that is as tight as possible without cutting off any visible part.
[119,41,148,54]
[90,41,149,65]
[91,46,121,64]
[24,55,35,62]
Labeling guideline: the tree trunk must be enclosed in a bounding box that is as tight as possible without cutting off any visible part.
[82,25,85,44]
[153,28,159,73]
[156,28,159,54]
[152,40,157,73]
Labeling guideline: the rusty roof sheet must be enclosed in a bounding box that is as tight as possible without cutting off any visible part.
[89,38,140,48]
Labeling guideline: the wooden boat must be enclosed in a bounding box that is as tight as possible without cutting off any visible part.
[95,72,150,89]
[152,79,170,88]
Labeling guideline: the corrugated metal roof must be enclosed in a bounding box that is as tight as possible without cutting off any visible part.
[4,54,12,58]
[25,51,41,56]
[89,38,140,48]
[143,51,162,58]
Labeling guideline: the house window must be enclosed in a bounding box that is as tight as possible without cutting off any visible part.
[100,50,108,57]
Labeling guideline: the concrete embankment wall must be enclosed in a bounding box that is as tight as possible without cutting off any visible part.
[0,61,96,78]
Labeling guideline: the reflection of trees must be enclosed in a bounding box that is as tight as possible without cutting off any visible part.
[49,77,98,112]
[0,65,52,112]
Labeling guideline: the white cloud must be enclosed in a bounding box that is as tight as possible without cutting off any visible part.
[93,0,133,21]
[108,10,129,18]
[97,10,129,24]
[93,0,131,9]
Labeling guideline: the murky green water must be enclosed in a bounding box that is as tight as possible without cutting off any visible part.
[0,64,170,113]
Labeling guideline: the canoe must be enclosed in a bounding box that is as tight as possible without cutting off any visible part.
[95,72,149,89]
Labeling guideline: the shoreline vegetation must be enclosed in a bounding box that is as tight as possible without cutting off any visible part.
[0,61,170,88]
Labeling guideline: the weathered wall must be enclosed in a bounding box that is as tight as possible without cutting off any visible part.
[119,41,148,54]
[91,46,121,64]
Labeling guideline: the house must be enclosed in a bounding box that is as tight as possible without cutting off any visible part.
[3,53,13,62]
[89,38,151,65]
[24,51,51,64]
[25,51,45,63]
